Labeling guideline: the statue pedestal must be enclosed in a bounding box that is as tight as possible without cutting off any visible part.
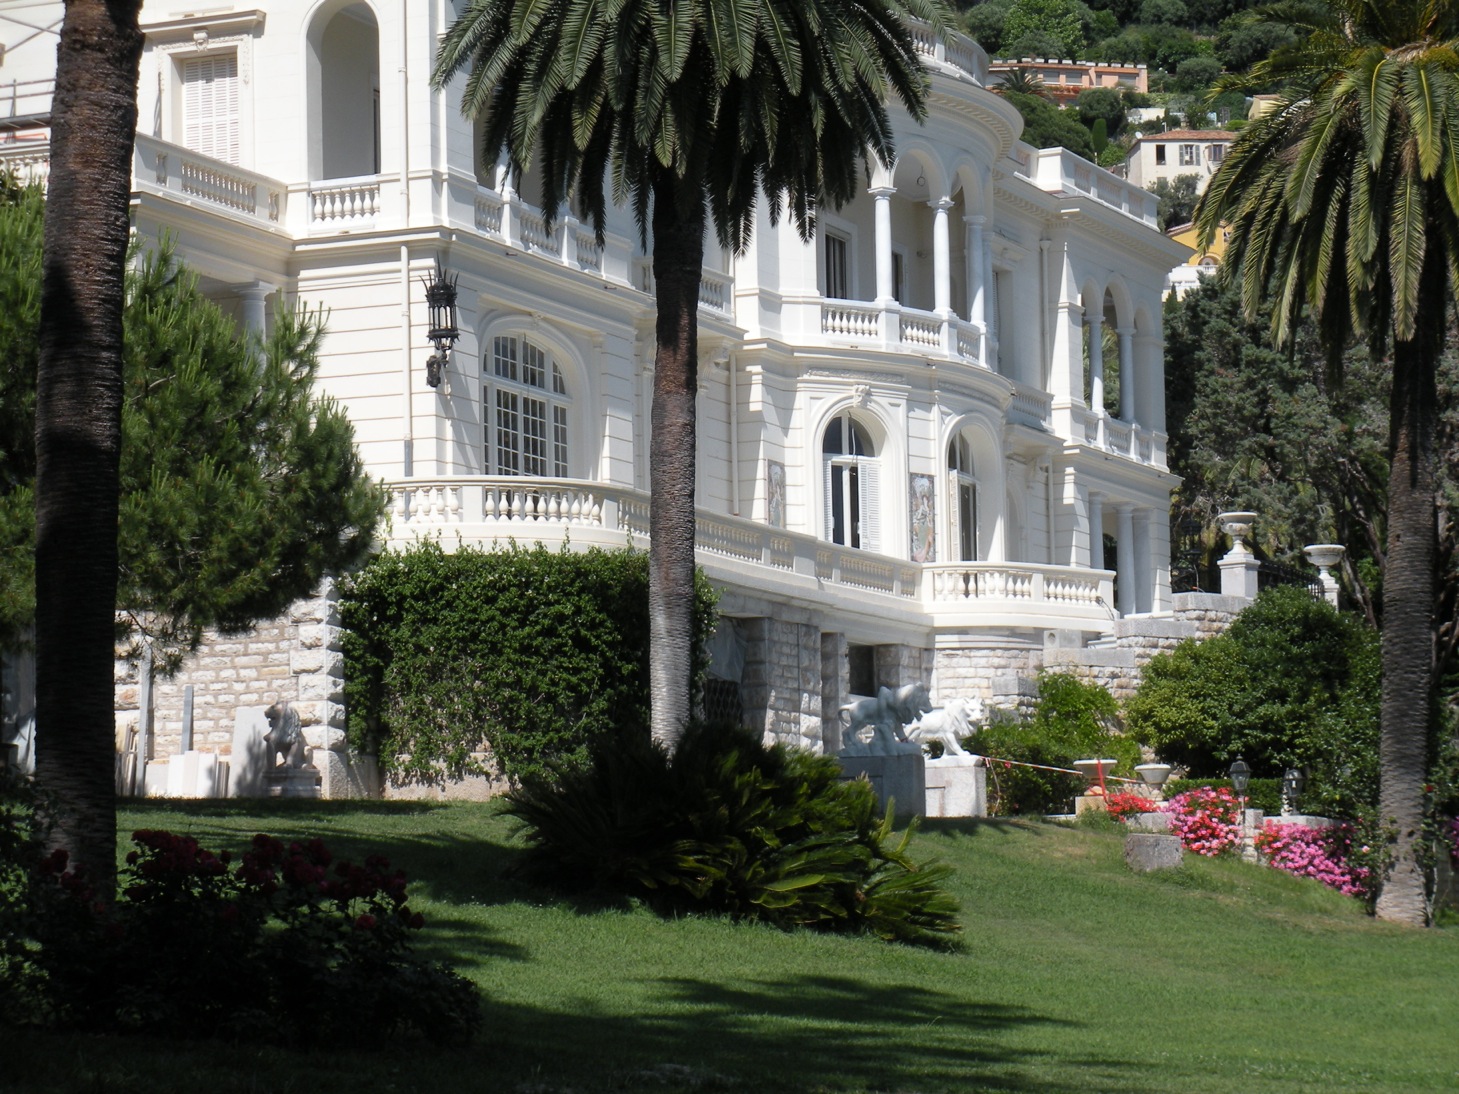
[924,754,986,817]
[839,752,925,818]
[265,766,320,799]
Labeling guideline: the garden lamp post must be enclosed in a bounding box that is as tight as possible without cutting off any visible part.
[1230,757,1252,859]
[1281,767,1306,817]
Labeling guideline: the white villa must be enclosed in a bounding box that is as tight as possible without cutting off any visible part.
[1,2,1192,782]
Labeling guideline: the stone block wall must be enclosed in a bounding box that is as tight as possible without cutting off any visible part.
[741,617,823,752]
[115,580,347,768]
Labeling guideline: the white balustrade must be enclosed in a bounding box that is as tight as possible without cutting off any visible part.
[516,207,560,256]
[309,177,379,225]
[575,230,603,273]
[475,193,503,234]
[899,309,942,348]
[180,159,257,216]
[821,300,881,341]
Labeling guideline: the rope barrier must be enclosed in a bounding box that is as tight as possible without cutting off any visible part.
[973,755,1141,786]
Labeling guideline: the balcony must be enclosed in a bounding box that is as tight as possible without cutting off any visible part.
[383,475,1118,632]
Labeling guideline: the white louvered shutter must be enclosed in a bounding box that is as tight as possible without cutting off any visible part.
[182,54,240,165]
[857,460,881,553]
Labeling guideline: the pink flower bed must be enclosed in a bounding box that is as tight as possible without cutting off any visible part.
[1255,822,1371,897]
[1165,786,1241,856]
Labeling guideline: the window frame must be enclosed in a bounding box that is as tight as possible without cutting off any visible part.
[484,334,572,479]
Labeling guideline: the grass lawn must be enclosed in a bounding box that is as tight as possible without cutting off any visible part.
[5,799,1457,1094]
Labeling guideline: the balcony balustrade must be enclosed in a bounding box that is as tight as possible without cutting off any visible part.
[383,475,1118,629]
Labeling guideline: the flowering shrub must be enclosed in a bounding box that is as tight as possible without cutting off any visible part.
[15,829,478,1042]
[1254,822,1372,898]
[1166,787,1241,856]
[1105,792,1161,822]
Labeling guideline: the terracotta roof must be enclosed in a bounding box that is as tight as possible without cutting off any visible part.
[1140,130,1232,141]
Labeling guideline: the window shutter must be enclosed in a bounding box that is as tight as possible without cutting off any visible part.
[182,54,240,165]
[858,459,881,553]
[823,458,837,543]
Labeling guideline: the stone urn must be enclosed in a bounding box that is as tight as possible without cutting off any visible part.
[1218,511,1258,545]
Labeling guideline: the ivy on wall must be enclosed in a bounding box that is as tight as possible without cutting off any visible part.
[338,543,719,785]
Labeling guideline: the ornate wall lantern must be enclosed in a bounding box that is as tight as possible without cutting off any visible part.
[422,261,459,388]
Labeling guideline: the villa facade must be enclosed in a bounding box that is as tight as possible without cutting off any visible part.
[1,2,1188,780]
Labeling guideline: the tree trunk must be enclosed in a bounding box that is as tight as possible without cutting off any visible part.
[647,175,705,748]
[1372,261,1442,926]
[33,0,144,900]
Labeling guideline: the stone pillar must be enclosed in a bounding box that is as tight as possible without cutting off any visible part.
[1134,508,1154,614]
[235,281,275,338]
[1116,504,1136,617]
[1087,490,1104,571]
[932,197,953,313]
[965,214,986,364]
[1117,326,1136,422]
[1218,511,1261,601]
[821,632,848,754]
[871,186,895,302]
[1087,311,1106,447]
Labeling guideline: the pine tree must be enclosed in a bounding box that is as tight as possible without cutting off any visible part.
[0,184,384,667]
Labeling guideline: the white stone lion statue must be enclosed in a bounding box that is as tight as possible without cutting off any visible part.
[904,696,985,757]
[838,683,933,755]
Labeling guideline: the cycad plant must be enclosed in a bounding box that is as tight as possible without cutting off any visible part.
[505,720,962,947]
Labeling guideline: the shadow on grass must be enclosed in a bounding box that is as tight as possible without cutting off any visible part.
[470,971,1104,1093]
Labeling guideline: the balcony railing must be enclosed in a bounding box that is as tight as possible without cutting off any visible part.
[382,475,1119,627]
[130,135,288,230]
[905,20,989,85]
[0,139,50,187]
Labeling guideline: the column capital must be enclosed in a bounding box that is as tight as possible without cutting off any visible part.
[1085,311,1104,329]
[963,213,986,227]
[868,185,896,199]
[929,195,956,211]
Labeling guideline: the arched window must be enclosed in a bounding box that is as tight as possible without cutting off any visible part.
[485,335,570,476]
[822,413,879,551]
[948,435,977,562]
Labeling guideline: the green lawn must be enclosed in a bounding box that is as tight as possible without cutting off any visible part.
[5,800,1456,1094]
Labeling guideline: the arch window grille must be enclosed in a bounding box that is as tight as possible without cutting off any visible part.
[485,336,569,476]
[822,414,880,551]
[948,435,978,562]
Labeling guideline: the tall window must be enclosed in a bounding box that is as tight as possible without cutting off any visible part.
[485,336,570,476]
[824,231,850,299]
[949,436,978,561]
[822,414,879,551]
[1178,144,1199,166]
[182,54,240,164]
[1154,145,1167,166]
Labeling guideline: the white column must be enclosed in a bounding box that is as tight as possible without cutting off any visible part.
[965,215,986,365]
[236,281,275,337]
[1116,504,1136,617]
[1134,508,1154,614]
[1087,311,1106,448]
[871,186,895,302]
[1117,326,1136,422]
[983,234,997,364]
[932,197,952,313]
[1087,490,1104,571]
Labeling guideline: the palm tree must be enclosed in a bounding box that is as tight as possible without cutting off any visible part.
[1196,0,1459,925]
[434,0,950,747]
[994,66,1052,99]
[33,0,145,898]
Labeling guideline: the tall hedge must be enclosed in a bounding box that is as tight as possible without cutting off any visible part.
[1125,586,1380,817]
[338,543,719,785]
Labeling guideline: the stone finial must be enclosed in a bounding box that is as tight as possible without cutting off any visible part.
[1303,543,1345,607]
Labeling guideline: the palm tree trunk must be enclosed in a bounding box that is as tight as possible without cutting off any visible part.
[1372,263,1442,926]
[647,174,705,748]
[33,0,144,900]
